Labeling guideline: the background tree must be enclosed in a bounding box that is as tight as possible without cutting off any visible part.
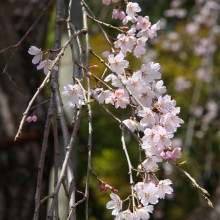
[0,1,53,219]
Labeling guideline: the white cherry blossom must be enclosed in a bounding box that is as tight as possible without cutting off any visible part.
[37,59,58,75]
[106,193,122,216]
[115,209,133,220]
[108,53,129,75]
[123,119,140,132]
[105,89,129,109]
[138,107,158,128]
[126,2,141,18]
[140,182,159,206]
[62,84,85,108]
[28,46,43,64]
[134,205,154,220]
[141,156,162,171]
[153,126,173,149]
[157,179,173,199]
[136,16,151,31]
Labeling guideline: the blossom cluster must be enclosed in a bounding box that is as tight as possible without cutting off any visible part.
[27,1,184,219]
[107,179,173,219]
[89,2,183,219]
[28,46,58,75]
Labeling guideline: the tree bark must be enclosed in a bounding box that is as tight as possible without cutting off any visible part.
[0,1,53,219]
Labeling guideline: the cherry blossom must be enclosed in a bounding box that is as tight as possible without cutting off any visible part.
[37,59,59,75]
[141,156,162,171]
[136,16,151,31]
[112,8,126,20]
[115,209,133,220]
[28,46,43,64]
[62,84,85,108]
[153,126,173,149]
[157,179,173,199]
[105,89,129,109]
[134,205,154,220]
[122,119,140,132]
[108,53,129,75]
[139,182,159,206]
[138,107,158,128]
[106,193,122,216]
[114,33,136,55]
[102,0,111,6]
[126,2,141,18]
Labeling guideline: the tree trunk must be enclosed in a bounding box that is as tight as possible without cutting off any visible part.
[0,1,52,219]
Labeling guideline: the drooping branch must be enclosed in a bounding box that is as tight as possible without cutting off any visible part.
[81,3,93,219]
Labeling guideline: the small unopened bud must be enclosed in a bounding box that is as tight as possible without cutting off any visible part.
[119,11,126,20]
[32,115,38,122]
[89,65,98,70]
[87,71,92,77]
[112,8,120,19]
[26,116,32,123]
[26,114,38,123]
[111,187,118,193]
[121,26,129,31]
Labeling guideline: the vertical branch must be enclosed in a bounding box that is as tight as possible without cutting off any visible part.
[184,80,203,153]
[47,109,81,219]
[121,126,136,213]
[80,0,113,48]
[66,0,84,80]
[81,3,93,219]
[52,107,60,219]
[33,99,53,220]
[51,0,76,219]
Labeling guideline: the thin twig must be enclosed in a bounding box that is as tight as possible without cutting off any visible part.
[33,99,53,220]
[86,13,124,33]
[1,0,53,90]
[80,0,113,47]
[14,28,87,141]
[47,109,81,219]
[81,4,93,219]
[121,125,136,213]
[66,197,87,220]
[66,0,84,80]
[170,160,213,208]
[52,105,60,219]
[0,0,53,55]
[92,92,141,144]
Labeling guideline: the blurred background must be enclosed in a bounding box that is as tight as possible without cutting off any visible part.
[0,0,220,219]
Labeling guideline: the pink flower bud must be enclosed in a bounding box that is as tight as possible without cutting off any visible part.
[119,10,126,20]
[172,147,182,160]
[26,114,38,123]
[112,8,120,19]
[160,151,167,159]
[102,0,111,6]
[166,151,173,160]
[89,65,98,70]
[32,115,38,122]
[87,71,92,77]
[26,116,33,123]
[111,187,117,193]
[121,26,129,31]
[99,181,107,192]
